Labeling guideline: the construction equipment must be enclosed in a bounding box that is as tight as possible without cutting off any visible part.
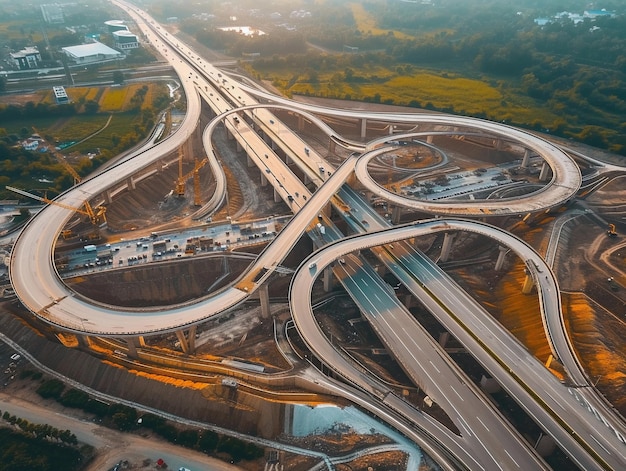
[6,186,106,225]
[175,153,208,206]
[33,127,82,185]
[607,223,617,237]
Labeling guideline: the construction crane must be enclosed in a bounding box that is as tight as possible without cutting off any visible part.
[6,186,106,226]
[33,127,82,185]
[175,153,208,206]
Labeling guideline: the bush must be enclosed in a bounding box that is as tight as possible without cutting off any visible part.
[36,379,65,400]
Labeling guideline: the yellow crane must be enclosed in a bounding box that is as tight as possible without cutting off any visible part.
[175,150,208,206]
[6,186,106,226]
[33,127,82,185]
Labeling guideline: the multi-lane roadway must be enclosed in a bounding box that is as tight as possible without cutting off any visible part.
[6,1,626,470]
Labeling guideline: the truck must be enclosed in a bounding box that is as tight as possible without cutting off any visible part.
[83,244,97,252]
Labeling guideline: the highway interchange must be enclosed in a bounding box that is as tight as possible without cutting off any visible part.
[6,1,626,470]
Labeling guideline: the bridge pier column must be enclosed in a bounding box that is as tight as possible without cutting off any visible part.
[495,246,508,271]
[246,155,254,167]
[439,331,450,348]
[175,327,197,354]
[403,294,413,309]
[260,173,268,187]
[495,138,504,150]
[539,162,551,181]
[522,274,535,294]
[285,154,292,165]
[226,128,234,141]
[440,233,455,263]
[376,264,388,277]
[521,149,531,168]
[76,335,91,348]
[258,283,271,319]
[323,266,334,292]
[391,205,402,224]
[298,115,305,131]
[304,174,311,185]
[236,140,242,152]
[480,375,501,393]
[105,190,113,204]
[535,434,557,458]
[273,188,281,203]
[329,140,336,154]
[127,177,136,191]
[125,337,139,359]
[271,140,277,151]
[426,135,433,144]
[360,118,367,139]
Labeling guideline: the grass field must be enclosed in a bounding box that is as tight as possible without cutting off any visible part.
[265,65,562,129]
[349,2,413,40]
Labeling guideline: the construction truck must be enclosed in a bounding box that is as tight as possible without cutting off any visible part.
[607,224,617,237]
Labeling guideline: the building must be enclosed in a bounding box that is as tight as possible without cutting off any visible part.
[104,20,128,33]
[10,46,41,70]
[112,30,139,51]
[62,41,123,65]
[53,86,70,104]
[41,4,64,24]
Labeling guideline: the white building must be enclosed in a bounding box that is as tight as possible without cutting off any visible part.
[112,30,139,51]
[10,46,41,70]
[62,41,123,65]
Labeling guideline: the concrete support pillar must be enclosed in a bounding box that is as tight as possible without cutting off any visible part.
[403,294,413,309]
[236,140,242,152]
[125,337,138,359]
[323,266,334,292]
[376,264,388,277]
[440,232,455,263]
[360,118,367,138]
[285,155,292,165]
[304,174,311,185]
[246,155,254,167]
[495,138,504,150]
[226,128,234,140]
[495,246,508,271]
[329,140,336,154]
[480,375,501,393]
[175,329,190,354]
[271,140,277,151]
[321,203,331,218]
[127,177,135,191]
[273,188,281,203]
[391,205,402,224]
[77,335,91,348]
[105,190,113,204]
[439,332,450,348]
[521,149,530,168]
[260,173,268,187]
[539,162,551,181]
[535,434,556,457]
[522,274,535,294]
[187,326,196,353]
[258,283,271,319]
[426,135,433,144]
[297,115,305,131]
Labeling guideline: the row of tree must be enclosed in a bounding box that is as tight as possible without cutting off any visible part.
[36,378,265,464]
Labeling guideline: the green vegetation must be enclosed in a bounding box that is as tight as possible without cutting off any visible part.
[149,0,626,154]
[30,379,264,465]
[0,407,89,471]
[0,82,170,199]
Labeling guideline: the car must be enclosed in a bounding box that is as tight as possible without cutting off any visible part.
[10,353,20,361]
